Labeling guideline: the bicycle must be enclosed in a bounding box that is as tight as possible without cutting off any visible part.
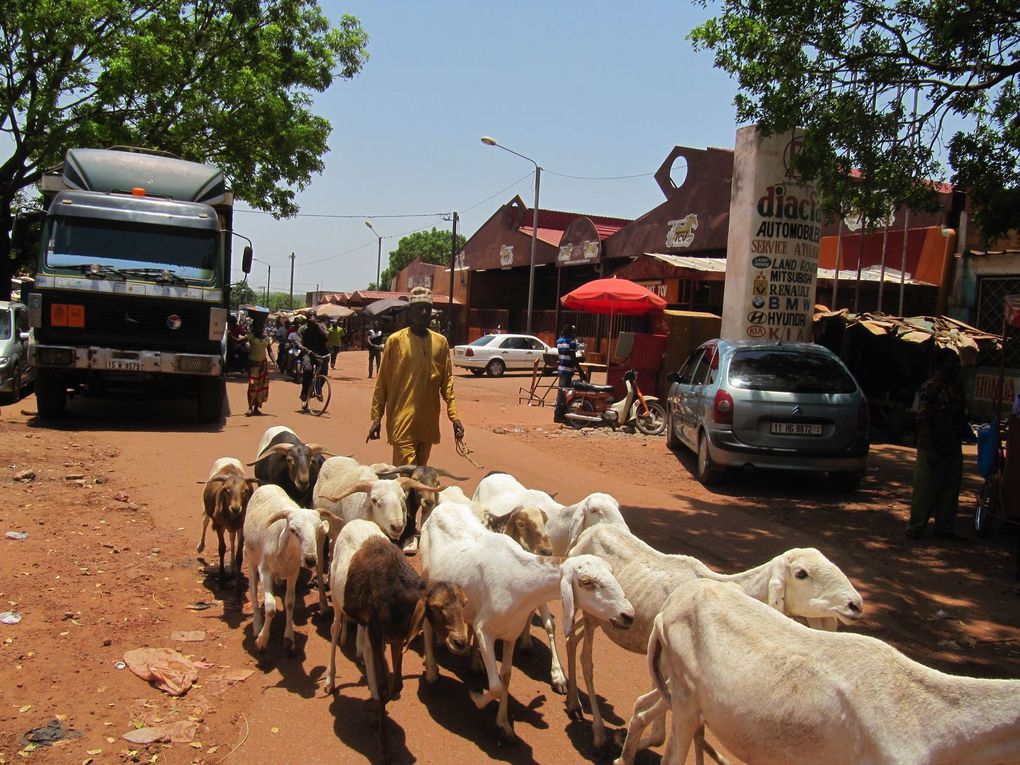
[299,351,331,416]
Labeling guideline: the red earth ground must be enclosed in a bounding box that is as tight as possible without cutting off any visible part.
[1,352,1018,765]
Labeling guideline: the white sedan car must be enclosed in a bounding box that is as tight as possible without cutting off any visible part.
[453,334,553,377]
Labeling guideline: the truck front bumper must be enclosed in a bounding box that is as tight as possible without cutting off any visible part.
[31,344,222,376]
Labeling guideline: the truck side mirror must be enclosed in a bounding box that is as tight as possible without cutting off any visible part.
[241,245,253,274]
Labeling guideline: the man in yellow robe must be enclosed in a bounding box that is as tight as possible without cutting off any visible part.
[367,287,464,552]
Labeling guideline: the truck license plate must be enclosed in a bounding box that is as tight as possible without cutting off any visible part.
[770,422,823,436]
[108,360,143,371]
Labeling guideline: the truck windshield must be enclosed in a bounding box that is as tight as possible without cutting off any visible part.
[45,217,218,281]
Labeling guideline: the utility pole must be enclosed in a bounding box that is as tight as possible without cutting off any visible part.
[266,264,271,306]
[448,211,458,341]
[288,252,295,310]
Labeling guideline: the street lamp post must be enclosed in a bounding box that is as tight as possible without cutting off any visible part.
[365,220,383,289]
[481,136,541,334]
[251,257,271,305]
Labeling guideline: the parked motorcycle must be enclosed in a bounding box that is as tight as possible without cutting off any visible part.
[563,368,666,435]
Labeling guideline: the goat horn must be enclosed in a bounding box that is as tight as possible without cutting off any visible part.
[306,444,336,456]
[430,468,469,481]
[320,479,378,503]
[264,510,291,528]
[247,443,293,465]
[382,465,418,477]
[195,476,229,485]
[315,507,343,524]
[398,478,449,494]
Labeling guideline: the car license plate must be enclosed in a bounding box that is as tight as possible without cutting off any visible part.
[108,359,143,371]
[770,422,823,436]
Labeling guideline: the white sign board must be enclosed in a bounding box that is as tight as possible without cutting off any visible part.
[721,126,822,342]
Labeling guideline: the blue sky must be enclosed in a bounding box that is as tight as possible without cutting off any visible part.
[232,0,742,296]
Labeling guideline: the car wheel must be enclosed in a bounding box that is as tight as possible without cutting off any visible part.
[469,369,484,377]
[665,407,681,450]
[0,363,20,404]
[486,358,505,377]
[830,470,865,492]
[696,432,719,485]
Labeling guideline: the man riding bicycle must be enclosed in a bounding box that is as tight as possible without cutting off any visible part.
[296,317,330,412]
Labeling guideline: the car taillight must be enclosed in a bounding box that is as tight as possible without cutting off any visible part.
[858,400,870,433]
[465,348,474,357]
[713,389,733,424]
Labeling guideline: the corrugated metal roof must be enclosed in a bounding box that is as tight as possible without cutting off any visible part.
[816,265,934,286]
[646,253,728,272]
[519,226,567,247]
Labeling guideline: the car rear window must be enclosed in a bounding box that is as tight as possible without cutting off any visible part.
[728,350,857,393]
[470,335,496,346]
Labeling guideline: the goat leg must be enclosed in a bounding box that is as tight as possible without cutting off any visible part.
[582,617,609,749]
[540,604,567,695]
[388,640,404,699]
[565,617,586,720]
[217,529,228,587]
[197,514,209,553]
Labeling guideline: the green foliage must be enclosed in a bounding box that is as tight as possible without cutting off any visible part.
[267,291,303,310]
[378,227,466,290]
[230,280,259,311]
[689,0,1020,242]
[0,0,370,297]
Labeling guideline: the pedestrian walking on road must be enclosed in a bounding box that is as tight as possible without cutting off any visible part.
[326,320,344,370]
[367,288,464,554]
[366,321,384,378]
[906,347,969,541]
[245,314,275,416]
[553,324,578,424]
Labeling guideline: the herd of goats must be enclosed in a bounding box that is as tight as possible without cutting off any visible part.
[195,424,1020,765]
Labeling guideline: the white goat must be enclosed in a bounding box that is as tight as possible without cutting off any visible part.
[567,524,864,752]
[419,501,635,741]
[324,519,388,694]
[312,456,435,540]
[242,484,339,654]
[472,472,629,693]
[619,578,1020,765]
[472,472,628,555]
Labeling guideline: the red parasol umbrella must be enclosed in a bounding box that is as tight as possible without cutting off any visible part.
[560,277,666,362]
[560,277,667,315]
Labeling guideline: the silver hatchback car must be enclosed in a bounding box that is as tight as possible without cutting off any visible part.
[666,339,869,489]
[0,300,34,404]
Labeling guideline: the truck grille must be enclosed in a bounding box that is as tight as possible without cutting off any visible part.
[35,290,218,353]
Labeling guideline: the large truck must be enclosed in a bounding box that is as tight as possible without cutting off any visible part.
[16,147,252,421]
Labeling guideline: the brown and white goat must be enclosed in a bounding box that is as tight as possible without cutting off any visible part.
[196,457,260,586]
[343,536,470,764]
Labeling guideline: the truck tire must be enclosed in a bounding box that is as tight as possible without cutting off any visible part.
[197,377,225,423]
[35,369,67,419]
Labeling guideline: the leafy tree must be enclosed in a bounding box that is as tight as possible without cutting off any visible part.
[267,291,303,310]
[229,280,259,311]
[378,227,466,290]
[1,0,370,298]
[689,0,1020,242]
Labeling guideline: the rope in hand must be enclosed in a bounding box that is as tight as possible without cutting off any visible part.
[456,437,484,470]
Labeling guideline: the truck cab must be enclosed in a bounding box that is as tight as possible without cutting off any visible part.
[24,148,247,421]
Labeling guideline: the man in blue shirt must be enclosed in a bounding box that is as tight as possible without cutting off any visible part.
[554,324,578,423]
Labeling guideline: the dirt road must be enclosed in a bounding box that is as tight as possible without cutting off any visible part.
[2,352,1019,764]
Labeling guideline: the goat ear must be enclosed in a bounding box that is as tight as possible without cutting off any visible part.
[484,511,511,533]
[560,571,576,634]
[278,518,291,549]
[404,598,427,653]
[540,508,549,524]
[566,508,586,553]
[767,556,787,613]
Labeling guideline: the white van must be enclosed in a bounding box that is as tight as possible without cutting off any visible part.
[0,301,34,403]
